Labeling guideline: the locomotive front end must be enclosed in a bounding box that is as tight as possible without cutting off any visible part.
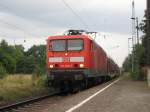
[46,35,90,91]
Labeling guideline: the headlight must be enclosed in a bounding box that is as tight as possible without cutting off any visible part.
[50,65,54,68]
[79,64,84,68]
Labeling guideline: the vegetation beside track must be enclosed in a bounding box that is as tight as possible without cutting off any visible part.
[0,39,49,106]
[123,12,148,81]
[0,39,46,78]
[0,74,49,106]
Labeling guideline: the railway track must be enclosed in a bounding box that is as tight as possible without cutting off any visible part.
[0,78,118,112]
[0,91,60,112]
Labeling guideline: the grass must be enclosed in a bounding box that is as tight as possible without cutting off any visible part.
[0,74,49,106]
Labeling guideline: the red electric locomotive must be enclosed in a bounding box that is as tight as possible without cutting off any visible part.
[46,30,119,92]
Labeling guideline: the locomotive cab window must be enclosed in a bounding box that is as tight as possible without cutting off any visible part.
[68,39,83,51]
[50,40,66,51]
[50,39,83,51]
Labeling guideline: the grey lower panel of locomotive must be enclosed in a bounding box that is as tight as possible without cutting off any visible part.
[46,69,116,93]
[47,69,109,83]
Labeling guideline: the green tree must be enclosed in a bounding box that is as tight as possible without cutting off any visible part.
[123,14,147,80]
[139,14,149,66]
[25,45,46,73]
[0,48,16,73]
[123,55,132,72]
[0,63,7,78]
[0,39,46,74]
[0,40,25,73]
[16,55,36,74]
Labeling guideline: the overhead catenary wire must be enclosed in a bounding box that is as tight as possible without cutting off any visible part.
[61,0,89,30]
[0,19,48,43]
[0,19,31,44]
[0,3,33,40]
[0,4,48,39]
[1,1,91,33]
[0,19,27,34]
[0,1,97,39]
[0,4,28,35]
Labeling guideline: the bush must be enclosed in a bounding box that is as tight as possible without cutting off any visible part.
[131,71,139,80]
[0,64,7,79]
[0,75,49,104]
[32,66,45,86]
[33,66,45,77]
[130,67,145,80]
[36,76,47,87]
[16,56,36,74]
[0,50,16,73]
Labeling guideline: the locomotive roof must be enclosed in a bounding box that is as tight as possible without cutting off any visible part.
[47,34,93,40]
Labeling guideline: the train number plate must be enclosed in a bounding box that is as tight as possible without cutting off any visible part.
[63,57,70,62]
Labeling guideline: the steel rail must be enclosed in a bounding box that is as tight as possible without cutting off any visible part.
[0,91,60,112]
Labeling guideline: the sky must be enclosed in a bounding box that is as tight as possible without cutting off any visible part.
[0,0,146,67]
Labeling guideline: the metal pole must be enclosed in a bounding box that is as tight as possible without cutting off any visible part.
[136,17,139,44]
[131,1,136,72]
[128,37,134,72]
[128,38,132,54]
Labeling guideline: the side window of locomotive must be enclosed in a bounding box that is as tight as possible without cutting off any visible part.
[68,39,83,51]
[50,40,66,51]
